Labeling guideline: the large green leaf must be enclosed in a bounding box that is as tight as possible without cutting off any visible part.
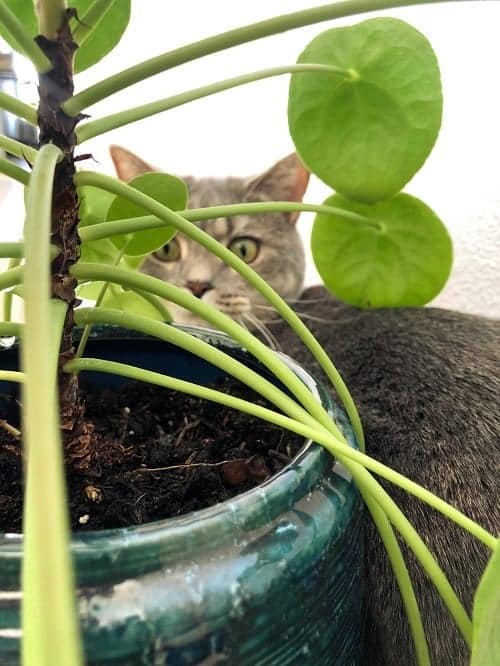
[311,192,452,308]
[288,18,442,203]
[471,546,500,666]
[0,0,130,73]
[78,185,114,227]
[106,173,187,256]
[0,1,37,54]
[72,0,131,74]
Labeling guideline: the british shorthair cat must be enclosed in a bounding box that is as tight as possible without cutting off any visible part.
[110,145,499,666]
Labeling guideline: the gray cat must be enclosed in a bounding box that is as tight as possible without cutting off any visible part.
[110,146,500,666]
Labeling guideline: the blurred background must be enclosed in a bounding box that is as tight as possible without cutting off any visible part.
[1,1,499,316]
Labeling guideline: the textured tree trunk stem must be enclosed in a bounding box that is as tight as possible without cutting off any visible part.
[35,11,83,434]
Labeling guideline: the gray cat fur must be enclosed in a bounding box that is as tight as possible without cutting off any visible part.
[270,289,499,665]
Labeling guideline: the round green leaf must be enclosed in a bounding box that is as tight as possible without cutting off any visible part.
[288,18,442,202]
[0,1,129,73]
[311,192,452,308]
[106,173,187,256]
[77,186,114,227]
[73,0,131,74]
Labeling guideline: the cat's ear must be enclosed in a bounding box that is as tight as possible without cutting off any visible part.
[109,145,156,181]
[245,153,310,223]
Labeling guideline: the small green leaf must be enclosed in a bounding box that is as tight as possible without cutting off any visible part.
[288,18,442,202]
[73,0,131,74]
[78,283,168,321]
[0,1,129,72]
[471,545,500,666]
[78,186,114,227]
[311,192,452,308]
[106,173,187,256]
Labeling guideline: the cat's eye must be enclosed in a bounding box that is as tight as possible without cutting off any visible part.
[153,238,181,262]
[228,237,260,263]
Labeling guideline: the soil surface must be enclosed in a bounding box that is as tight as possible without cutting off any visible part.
[0,379,303,532]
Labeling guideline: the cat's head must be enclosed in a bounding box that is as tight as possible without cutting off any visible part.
[110,146,309,329]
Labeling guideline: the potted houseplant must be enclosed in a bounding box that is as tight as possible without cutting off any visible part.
[0,1,497,665]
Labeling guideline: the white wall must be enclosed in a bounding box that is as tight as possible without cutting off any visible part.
[2,1,500,316]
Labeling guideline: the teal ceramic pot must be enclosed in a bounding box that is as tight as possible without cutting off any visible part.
[0,326,364,665]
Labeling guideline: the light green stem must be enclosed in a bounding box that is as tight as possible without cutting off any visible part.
[2,257,21,323]
[0,266,23,291]
[0,321,21,336]
[0,135,38,163]
[63,356,475,645]
[74,263,345,445]
[0,244,24,259]
[76,63,350,143]
[71,0,114,44]
[361,494,430,665]
[21,142,82,666]
[0,92,37,125]
[34,0,66,40]
[69,302,497,550]
[79,201,379,244]
[74,305,333,439]
[74,171,364,448]
[62,0,464,116]
[0,0,51,72]
[0,369,24,382]
[0,156,29,185]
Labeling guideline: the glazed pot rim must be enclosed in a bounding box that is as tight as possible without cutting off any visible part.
[0,324,356,564]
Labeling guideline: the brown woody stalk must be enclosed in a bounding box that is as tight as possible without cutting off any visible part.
[35,10,91,461]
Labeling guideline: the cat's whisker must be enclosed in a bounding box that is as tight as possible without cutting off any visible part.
[241,312,281,351]
[254,304,335,325]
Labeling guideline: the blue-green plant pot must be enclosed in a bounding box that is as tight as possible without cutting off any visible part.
[0,325,364,665]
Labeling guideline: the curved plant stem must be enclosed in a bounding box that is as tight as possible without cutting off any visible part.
[0,92,37,125]
[79,202,379,244]
[71,0,114,45]
[63,0,464,115]
[0,135,38,163]
[0,370,24,382]
[0,156,29,185]
[69,299,498,551]
[76,64,350,143]
[0,321,21,336]
[73,265,344,444]
[0,244,24,259]
[74,171,364,448]
[73,306,334,438]
[63,356,476,645]
[2,257,21,323]
[361,494,430,666]
[21,142,82,666]
[0,0,52,73]
[0,265,23,292]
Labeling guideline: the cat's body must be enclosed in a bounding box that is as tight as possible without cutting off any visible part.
[110,146,500,665]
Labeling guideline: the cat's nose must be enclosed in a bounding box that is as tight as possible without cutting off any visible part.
[186,280,214,298]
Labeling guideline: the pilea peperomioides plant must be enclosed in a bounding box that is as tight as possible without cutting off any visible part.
[0,1,497,665]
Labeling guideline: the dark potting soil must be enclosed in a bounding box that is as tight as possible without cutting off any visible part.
[0,379,304,532]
